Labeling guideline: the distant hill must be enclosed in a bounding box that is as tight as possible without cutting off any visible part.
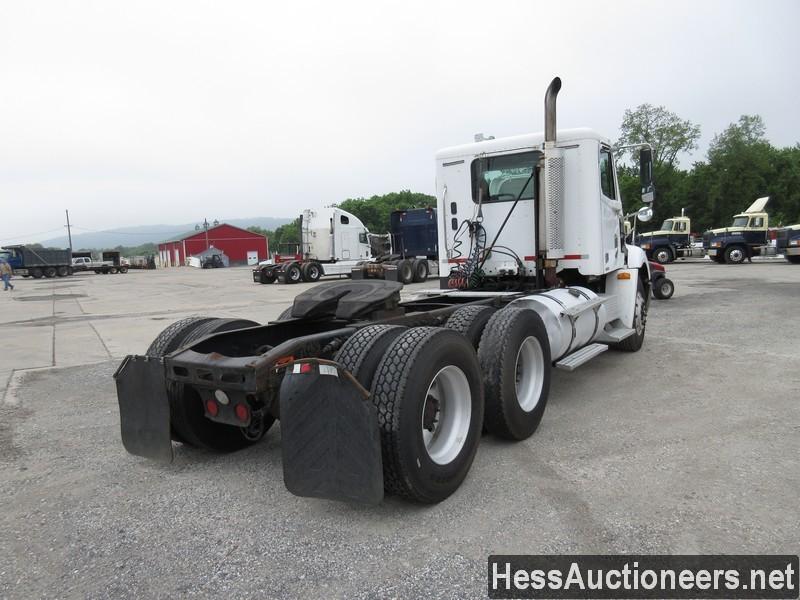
[38,217,293,249]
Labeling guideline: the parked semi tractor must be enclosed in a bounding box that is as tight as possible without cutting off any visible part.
[72,251,129,274]
[702,197,783,264]
[637,211,704,263]
[0,245,73,278]
[253,207,373,284]
[115,77,654,505]
[775,225,800,264]
[352,207,439,282]
[253,207,438,285]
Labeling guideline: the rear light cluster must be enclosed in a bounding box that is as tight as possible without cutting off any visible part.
[205,392,250,423]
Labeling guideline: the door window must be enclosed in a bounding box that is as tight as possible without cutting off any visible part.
[599,149,616,199]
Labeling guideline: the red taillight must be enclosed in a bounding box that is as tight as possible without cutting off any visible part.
[300,362,313,374]
[206,399,219,417]
[234,403,250,422]
[649,261,665,272]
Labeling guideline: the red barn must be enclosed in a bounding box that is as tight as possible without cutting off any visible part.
[158,223,268,267]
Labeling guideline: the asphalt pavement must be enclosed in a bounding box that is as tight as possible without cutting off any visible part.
[1,261,798,598]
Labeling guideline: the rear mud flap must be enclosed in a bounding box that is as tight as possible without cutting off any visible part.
[114,355,173,463]
[280,361,383,504]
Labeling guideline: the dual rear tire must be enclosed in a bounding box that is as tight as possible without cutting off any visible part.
[337,326,484,503]
[146,316,274,452]
[333,304,553,502]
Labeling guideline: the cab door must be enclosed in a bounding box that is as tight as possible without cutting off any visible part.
[336,213,357,259]
[599,146,624,272]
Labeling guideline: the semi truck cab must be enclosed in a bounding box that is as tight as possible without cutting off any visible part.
[637,214,705,263]
[703,197,770,264]
[436,128,634,284]
[775,224,800,264]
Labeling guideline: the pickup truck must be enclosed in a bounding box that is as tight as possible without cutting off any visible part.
[72,255,129,274]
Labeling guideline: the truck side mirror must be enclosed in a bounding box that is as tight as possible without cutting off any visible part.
[637,206,653,223]
[640,148,654,203]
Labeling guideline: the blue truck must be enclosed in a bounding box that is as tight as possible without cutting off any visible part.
[389,207,438,260]
[0,245,73,278]
[353,207,439,283]
[636,213,703,264]
[775,225,800,264]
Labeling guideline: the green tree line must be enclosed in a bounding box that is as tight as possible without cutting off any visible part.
[617,106,800,231]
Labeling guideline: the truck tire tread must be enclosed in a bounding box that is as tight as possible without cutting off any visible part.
[444,305,496,349]
[370,327,483,502]
[335,324,406,389]
[478,307,552,440]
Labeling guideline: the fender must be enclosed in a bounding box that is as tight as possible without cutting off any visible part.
[625,244,649,274]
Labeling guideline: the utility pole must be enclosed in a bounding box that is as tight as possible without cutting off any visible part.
[195,218,218,252]
[65,209,73,252]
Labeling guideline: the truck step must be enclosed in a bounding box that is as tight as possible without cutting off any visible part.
[599,326,635,343]
[555,343,608,371]
[560,296,607,319]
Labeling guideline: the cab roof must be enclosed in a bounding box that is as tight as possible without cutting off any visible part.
[436,128,609,160]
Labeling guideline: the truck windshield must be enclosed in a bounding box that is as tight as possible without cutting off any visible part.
[660,220,673,231]
[471,151,537,203]
[732,217,749,227]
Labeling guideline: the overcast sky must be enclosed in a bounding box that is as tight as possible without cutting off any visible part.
[1,0,798,243]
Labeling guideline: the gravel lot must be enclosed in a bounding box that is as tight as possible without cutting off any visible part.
[1,262,798,598]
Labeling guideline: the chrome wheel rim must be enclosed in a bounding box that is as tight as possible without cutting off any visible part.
[656,250,669,263]
[421,366,471,465]
[515,336,544,412]
[729,248,743,262]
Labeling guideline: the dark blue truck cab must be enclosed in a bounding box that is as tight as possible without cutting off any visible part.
[775,225,800,264]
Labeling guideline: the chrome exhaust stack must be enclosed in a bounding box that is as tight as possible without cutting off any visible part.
[544,77,561,144]
[543,77,565,258]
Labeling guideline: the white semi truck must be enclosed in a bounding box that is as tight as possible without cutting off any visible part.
[253,207,436,284]
[114,77,654,505]
[253,207,371,283]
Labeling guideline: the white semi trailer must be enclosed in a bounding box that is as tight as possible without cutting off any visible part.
[114,77,654,505]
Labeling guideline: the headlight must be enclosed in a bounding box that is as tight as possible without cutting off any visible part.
[791,239,800,246]
[641,243,651,249]
[711,242,721,248]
